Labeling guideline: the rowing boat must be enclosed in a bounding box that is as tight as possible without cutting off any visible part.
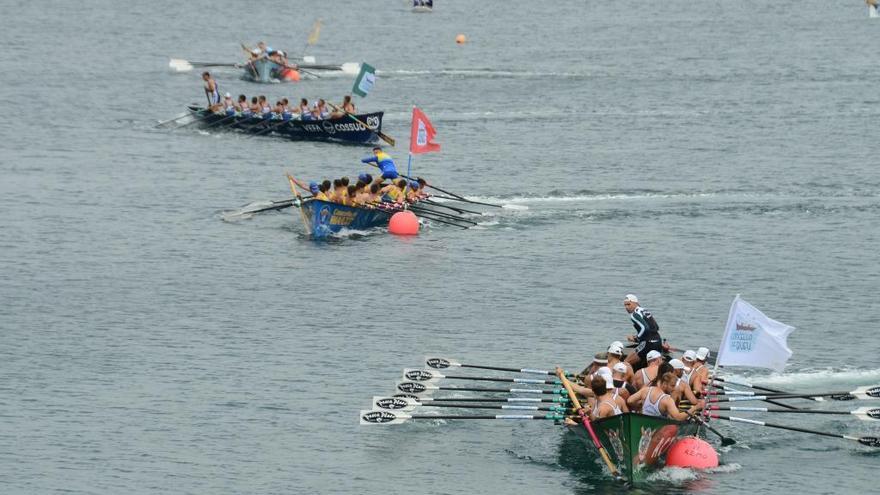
[185,105,383,145]
[242,58,352,83]
[299,198,397,239]
[567,412,700,484]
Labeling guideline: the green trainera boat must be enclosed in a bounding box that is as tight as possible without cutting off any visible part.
[567,412,700,484]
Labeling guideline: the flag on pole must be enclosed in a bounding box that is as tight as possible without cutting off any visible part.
[409,107,440,154]
[716,295,795,372]
[307,19,322,46]
[352,63,376,97]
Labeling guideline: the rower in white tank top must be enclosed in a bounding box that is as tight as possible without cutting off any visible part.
[641,387,669,417]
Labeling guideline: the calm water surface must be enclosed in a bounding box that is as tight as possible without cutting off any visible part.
[1,1,878,493]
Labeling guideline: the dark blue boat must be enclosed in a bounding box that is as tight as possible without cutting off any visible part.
[298,199,394,239]
[187,106,383,145]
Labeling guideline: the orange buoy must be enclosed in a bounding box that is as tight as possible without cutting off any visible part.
[455,34,467,44]
[665,436,719,469]
[282,69,301,81]
[388,210,419,235]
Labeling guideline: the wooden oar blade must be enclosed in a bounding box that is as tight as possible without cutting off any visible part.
[360,410,410,425]
[852,407,880,421]
[425,356,462,370]
[372,396,419,412]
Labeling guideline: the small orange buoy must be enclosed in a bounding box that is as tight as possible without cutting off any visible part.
[455,34,467,44]
[665,436,719,469]
[281,69,301,81]
[388,210,419,235]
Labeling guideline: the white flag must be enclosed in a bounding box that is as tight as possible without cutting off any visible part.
[716,295,795,372]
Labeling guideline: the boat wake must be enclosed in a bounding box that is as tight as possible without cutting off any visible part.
[379,68,590,80]
[725,367,880,388]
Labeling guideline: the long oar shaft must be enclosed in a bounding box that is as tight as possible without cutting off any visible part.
[397,382,565,395]
[403,369,558,385]
[709,406,872,416]
[425,357,576,377]
[557,370,623,480]
[707,414,880,447]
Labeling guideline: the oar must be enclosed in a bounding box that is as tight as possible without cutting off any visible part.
[168,58,241,72]
[402,369,559,385]
[360,409,564,425]
[363,165,500,209]
[557,368,624,481]
[248,117,292,138]
[198,112,241,130]
[155,110,197,128]
[705,386,880,403]
[707,381,803,410]
[690,413,736,446]
[707,406,880,421]
[712,377,822,403]
[370,397,570,413]
[286,173,311,227]
[327,103,395,146]
[231,199,297,216]
[707,414,880,447]
[375,396,570,411]
[421,198,482,215]
[425,356,576,377]
[408,206,477,225]
[396,381,567,397]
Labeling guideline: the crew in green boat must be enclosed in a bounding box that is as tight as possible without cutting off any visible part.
[669,358,702,407]
[633,350,663,390]
[606,341,634,385]
[627,371,700,420]
[690,347,712,397]
[589,374,629,419]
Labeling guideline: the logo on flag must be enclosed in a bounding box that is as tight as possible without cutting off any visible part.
[716,295,795,372]
[409,107,440,154]
[352,63,376,97]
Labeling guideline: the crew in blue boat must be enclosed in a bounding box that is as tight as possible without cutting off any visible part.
[361,147,399,179]
[202,72,221,110]
[222,93,236,115]
[236,95,249,115]
[299,98,312,120]
[258,95,271,117]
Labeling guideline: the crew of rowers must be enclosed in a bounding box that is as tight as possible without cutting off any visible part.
[291,148,428,207]
[557,345,711,422]
[217,92,357,121]
[555,294,713,422]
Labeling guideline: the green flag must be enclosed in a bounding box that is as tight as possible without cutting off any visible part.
[352,63,376,97]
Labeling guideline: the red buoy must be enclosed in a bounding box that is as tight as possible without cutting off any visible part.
[388,210,419,235]
[281,69,301,81]
[665,436,719,469]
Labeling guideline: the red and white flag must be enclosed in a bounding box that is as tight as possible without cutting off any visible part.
[409,107,440,154]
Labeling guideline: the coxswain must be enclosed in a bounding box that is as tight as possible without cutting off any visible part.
[623,294,663,370]
[590,373,629,419]
[362,147,399,180]
[632,350,663,390]
[689,347,711,397]
[202,72,221,111]
[627,372,698,421]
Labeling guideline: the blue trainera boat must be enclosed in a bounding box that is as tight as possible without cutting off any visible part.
[298,199,396,239]
[186,106,383,145]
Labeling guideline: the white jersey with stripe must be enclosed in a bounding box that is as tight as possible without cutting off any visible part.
[641,387,668,417]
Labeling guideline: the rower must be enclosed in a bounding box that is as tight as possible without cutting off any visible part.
[315,182,331,201]
[633,350,663,390]
[606,341,635,385]
[299,98,311,120]
[236,94,249,114]
[308,181,320,197]
[202,72,221,111]
[626,372,698,421]
[690,347,711,397]
[280,98,292,120]
[362,147,399,180]
[590,374,629,419]
[406,181,422,202]
[381,179,409,204]
[681,350,696,386]
[611,362,636,399]
[623,294,663,370]
[578,352,608,384]
[330,179,345,203]
[669,359,703,408]
[222,93,236,115]
[342,94,356,114]
[312,99,330,120]
[353,181,371,204]
[248,96,261,115]
[258,95,271,117]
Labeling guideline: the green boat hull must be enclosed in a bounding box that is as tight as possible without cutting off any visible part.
[567,412,700,484]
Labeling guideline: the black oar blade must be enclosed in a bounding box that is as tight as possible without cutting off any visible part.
[831,394,856,401]
[720,436,737,447]
[858,437,880,448]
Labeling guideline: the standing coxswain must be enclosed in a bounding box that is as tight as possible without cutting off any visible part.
[623,294,664,370]
[202,72,221,111]
[361,147,399,180]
